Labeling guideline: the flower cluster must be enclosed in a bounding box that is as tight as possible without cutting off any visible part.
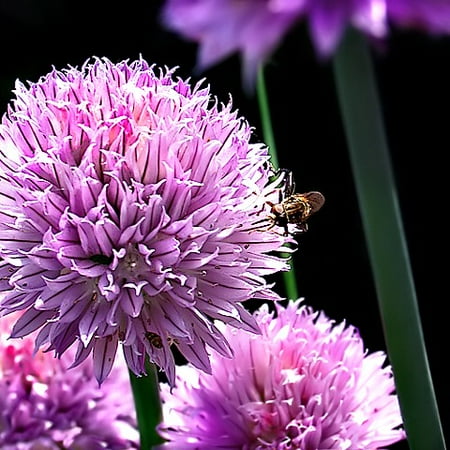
[0,57,292,385]
[0,313,138,449]
[161,0,450,85]
[158,300,405,449]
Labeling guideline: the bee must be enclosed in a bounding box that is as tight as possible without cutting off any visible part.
[266,169,325,236]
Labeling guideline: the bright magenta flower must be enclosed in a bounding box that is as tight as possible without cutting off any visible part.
[161,0,450,85]
[0,57,292,385]
[158,300,406,448]
[0,313,138,449]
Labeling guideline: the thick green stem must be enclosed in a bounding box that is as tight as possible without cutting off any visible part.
[256,67,299,300]
[129,361,164,449]
[333,29,445,449]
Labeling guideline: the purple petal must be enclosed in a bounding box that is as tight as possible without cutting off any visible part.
[118,287,144,318]
[93,335,119,384]
[387,0,450,34]
[0,228,42,251]
[0,290,39,310]
[9,264,47,291]
[79,301,110,346]
[10,308,56,338]
[25,244,62,270]
[35,283,85,310]
[309,2,349,57]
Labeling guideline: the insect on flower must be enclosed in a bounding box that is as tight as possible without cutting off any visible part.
[265,169,325,236]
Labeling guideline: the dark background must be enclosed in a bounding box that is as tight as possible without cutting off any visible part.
[1,1,448,448]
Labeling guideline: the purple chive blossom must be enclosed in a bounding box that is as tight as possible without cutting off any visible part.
[158,299,406,449]
[161,0,450,85]
[0,57,293,385]
[0,313,138,449]
[387,0,450,33]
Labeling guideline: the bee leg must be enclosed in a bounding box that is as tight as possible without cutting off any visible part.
[271,228,289,237]
[252,200,273,220]
[251,217,268,226]
[249,225,274,233]
[246,216,274,233]
[266,220,277,231]
[250,200,277,228]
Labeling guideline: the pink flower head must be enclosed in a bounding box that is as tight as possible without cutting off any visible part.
[158,300,406,449]
[0,313,138,449]
[0,57,292,385]
[161,0,450,86]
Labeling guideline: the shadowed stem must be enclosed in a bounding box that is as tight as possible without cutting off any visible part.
[333,28,446,450]
[256,67,299,300]
[129,360,164,449]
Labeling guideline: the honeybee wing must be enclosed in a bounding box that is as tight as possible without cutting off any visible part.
[301,191,325,214]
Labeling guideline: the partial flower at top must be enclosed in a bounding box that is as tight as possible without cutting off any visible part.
[161,0,450,87]
[158,299,406,449]
[0,57,292,385]
[0,313,138,449]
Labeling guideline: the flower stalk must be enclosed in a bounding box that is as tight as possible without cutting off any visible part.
[129,361,164,449]
[332,28,446,449]
[256,67,299,300]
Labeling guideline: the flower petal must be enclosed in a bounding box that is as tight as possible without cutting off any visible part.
[93,334,119,384]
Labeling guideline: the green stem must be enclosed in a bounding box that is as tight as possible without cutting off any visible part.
[256,67,279,169]
[333,29,446,450]
[129,361,164,449]
[256,67,299,300]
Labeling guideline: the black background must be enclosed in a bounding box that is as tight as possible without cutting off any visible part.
[1,1,448,449]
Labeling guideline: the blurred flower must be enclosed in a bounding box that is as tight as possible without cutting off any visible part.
[387,1,450,33]
[161,0,450,86]
[158,299,405,449]
[0,57,292,384]
[0,313,138,449]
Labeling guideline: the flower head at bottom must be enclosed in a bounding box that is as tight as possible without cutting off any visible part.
[158,299,406,449]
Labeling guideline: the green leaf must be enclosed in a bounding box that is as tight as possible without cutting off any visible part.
[256,67,299,301]
[333,28,446,450]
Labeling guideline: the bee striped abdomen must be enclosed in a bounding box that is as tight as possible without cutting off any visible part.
[283,195,311,223]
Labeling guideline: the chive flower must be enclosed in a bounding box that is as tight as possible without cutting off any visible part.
[0,313,138,449]
[0,57,292,385]
[161,0,450,85]
[158,299,406,448]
